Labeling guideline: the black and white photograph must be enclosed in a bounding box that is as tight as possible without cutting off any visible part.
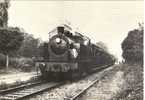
[0,0,143,100]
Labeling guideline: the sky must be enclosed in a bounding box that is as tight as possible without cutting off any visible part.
[8,1,144,61]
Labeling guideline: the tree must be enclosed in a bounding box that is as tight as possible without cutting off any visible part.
[18,33,40,58]
[121,23,143,64]
[96,41,108,52]
[0,27,24,69]
[0,0,10,27]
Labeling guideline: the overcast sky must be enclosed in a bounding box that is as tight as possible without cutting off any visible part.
[8,1,143,61]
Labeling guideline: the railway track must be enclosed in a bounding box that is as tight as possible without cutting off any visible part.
[64,66,113,100]
[0,65,113,100]
[0,81,64,100]
[64,79,99,100]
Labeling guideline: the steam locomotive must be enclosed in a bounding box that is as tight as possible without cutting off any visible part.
[35,24,115,80]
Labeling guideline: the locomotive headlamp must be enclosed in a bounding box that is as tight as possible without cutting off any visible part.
[50,35,68,55]
[55,38,61,44]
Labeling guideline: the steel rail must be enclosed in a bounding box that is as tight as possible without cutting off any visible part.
[0,81,42,94]
[0,81,64,100]
[64,79,100,100]
[64,65,114,100]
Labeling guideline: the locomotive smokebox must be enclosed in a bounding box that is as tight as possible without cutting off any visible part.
[57,26,64,34]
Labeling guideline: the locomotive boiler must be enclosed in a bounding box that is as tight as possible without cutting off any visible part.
[35,24,115,80]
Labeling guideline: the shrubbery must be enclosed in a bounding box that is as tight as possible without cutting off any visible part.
[0,55,35,72]
[16,57,34,72]
[119,24,143,99]
[8,57,34,72]
[114,64,143,100]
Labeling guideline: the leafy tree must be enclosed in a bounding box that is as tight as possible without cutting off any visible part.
[121,23,143,64]
[96,41,109,52]
[18,33,41,58]
[0,27,24,69]
[0,0,10,27]
[37,42,49,59]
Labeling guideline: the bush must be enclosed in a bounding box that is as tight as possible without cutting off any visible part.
[114,64,143,100]
[0,55,35,71]
[9,57,19,68]
[17,57,35,72]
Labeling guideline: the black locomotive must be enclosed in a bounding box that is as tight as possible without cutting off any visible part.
[35,24,115,80]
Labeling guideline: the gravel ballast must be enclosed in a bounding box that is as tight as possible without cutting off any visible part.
[29,66,113,100]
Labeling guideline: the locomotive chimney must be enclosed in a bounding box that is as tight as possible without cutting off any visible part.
[57,26,64,35]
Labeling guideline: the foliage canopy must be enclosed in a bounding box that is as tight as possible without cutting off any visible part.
[121,25,143,63]
[0,27,24,55]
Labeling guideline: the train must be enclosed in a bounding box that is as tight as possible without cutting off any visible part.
[35,24,115,80]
